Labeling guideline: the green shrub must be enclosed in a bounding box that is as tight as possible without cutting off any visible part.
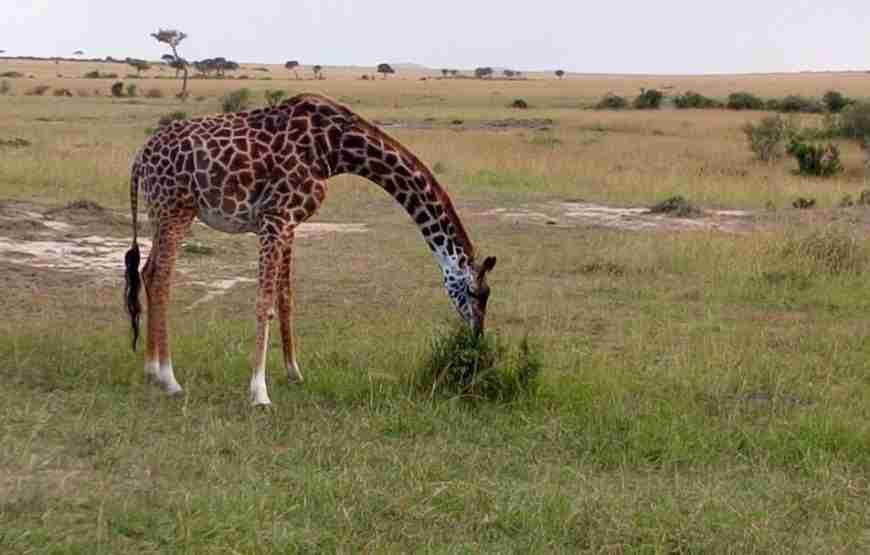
[221,88,252,113]
[633,88,664,109]
[779,95,823,114]
[787,140,843,177]
[125,83,137,98]
[765,98,783,111]
[823,90,850,113]
[673,91,722,109]
[742,115,797,161]
[413,322,540,402]
[727,91,764,110]
[833,101,870,139]
[596,93,628,110]
[264,89,287,107]
[110,81,124,97]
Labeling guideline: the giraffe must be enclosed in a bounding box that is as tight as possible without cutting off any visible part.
[124,93,497,405]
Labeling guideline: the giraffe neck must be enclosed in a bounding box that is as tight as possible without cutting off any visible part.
[335,123,475,278]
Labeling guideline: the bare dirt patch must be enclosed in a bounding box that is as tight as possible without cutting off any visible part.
[0,199,368,305]
[482,202,758,233]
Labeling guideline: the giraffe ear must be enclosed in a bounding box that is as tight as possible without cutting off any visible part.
[480,256,497,276]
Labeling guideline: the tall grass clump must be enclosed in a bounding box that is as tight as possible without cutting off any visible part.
[264,89,287,107]
[743,115,797,161]
[413,322,541,402]
[221,88,252,113]
[780,229,864,274]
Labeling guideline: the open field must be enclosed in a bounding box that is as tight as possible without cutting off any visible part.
[3,60,870,553]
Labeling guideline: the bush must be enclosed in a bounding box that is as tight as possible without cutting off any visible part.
[742,115,797,162]
[125,83,138,97]
[221,88,252,113]
[0,80,10,95]
[834,101,870,139]
[509,98,529,109]
[413,322,540,402]
[83,70,101,79]
[52,88,72,97]
[0,71,24,78]
[765,98,783,112]
[110,81,124,97]
[144,87,164,99]
[823,90,850,113]
[673,91,722,109]
[633,88,663,109]
[264,89,287,107]
[649,195,701,217]
[779,95,823,114]
[596,93,628,110]
[25,84,51,96]
[787,140,843,177]
[727,91,764,110]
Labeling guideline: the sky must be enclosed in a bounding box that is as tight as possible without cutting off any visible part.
[3,1,869,74]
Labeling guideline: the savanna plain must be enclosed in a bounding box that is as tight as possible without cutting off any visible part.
[4,60,870,553]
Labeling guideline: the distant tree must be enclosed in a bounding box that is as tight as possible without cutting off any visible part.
[450,69,459,77]
[377,63,395,79]
[474,67,493,79]
[503,69,516,78]
[151,28,189,97]
[441,68,449,78]
[0,50,5,54]
[73,50,84,57]
[126,58,152,76]
[313,64,323,79]
[555,69,565,80]
[210,57,239,77]
[285,60,300,80]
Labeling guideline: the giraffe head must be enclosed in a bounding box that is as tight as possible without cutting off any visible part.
[445,256,497,335]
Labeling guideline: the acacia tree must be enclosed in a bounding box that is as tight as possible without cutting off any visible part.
[555,69,565,80]
[151,28,189,97]
[285,60,300,80]
[377,63,395,79]
[312,64,323,79]
[474,67,493,79]
[126,58,151,76]
[441,68,449,78]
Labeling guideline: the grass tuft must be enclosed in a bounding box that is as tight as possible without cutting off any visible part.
[413,322,541,402]
[649,195,701,218]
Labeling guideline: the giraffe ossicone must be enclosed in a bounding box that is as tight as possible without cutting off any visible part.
[123,93,496,404]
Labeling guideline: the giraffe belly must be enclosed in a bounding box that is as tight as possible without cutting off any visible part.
[197,206,257,234]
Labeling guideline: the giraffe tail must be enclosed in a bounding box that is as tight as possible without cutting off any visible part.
[125,160,143,351]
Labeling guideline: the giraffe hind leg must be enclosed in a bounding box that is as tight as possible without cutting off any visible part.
[143,212,193,396]
[277,235,303,384]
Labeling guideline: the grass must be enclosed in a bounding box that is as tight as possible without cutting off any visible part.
[4,60,870,552]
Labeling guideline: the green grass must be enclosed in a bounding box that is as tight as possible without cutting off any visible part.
[4,70,870,552]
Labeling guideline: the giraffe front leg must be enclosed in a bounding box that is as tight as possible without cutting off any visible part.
[277,235,304,384]
[250,228,284,406]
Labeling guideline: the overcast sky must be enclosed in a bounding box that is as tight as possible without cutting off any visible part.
[3,1,869,74]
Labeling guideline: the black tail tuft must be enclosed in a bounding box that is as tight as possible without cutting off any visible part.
[124,244,142,351]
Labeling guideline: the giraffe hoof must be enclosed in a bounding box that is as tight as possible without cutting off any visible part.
[287,364,304,384]
[166,385,185,398]
[251,398,273,407]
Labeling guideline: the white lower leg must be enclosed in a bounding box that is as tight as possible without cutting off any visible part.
[144,359,159,379]
[158,360,183,395]
[250,321,272,406]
